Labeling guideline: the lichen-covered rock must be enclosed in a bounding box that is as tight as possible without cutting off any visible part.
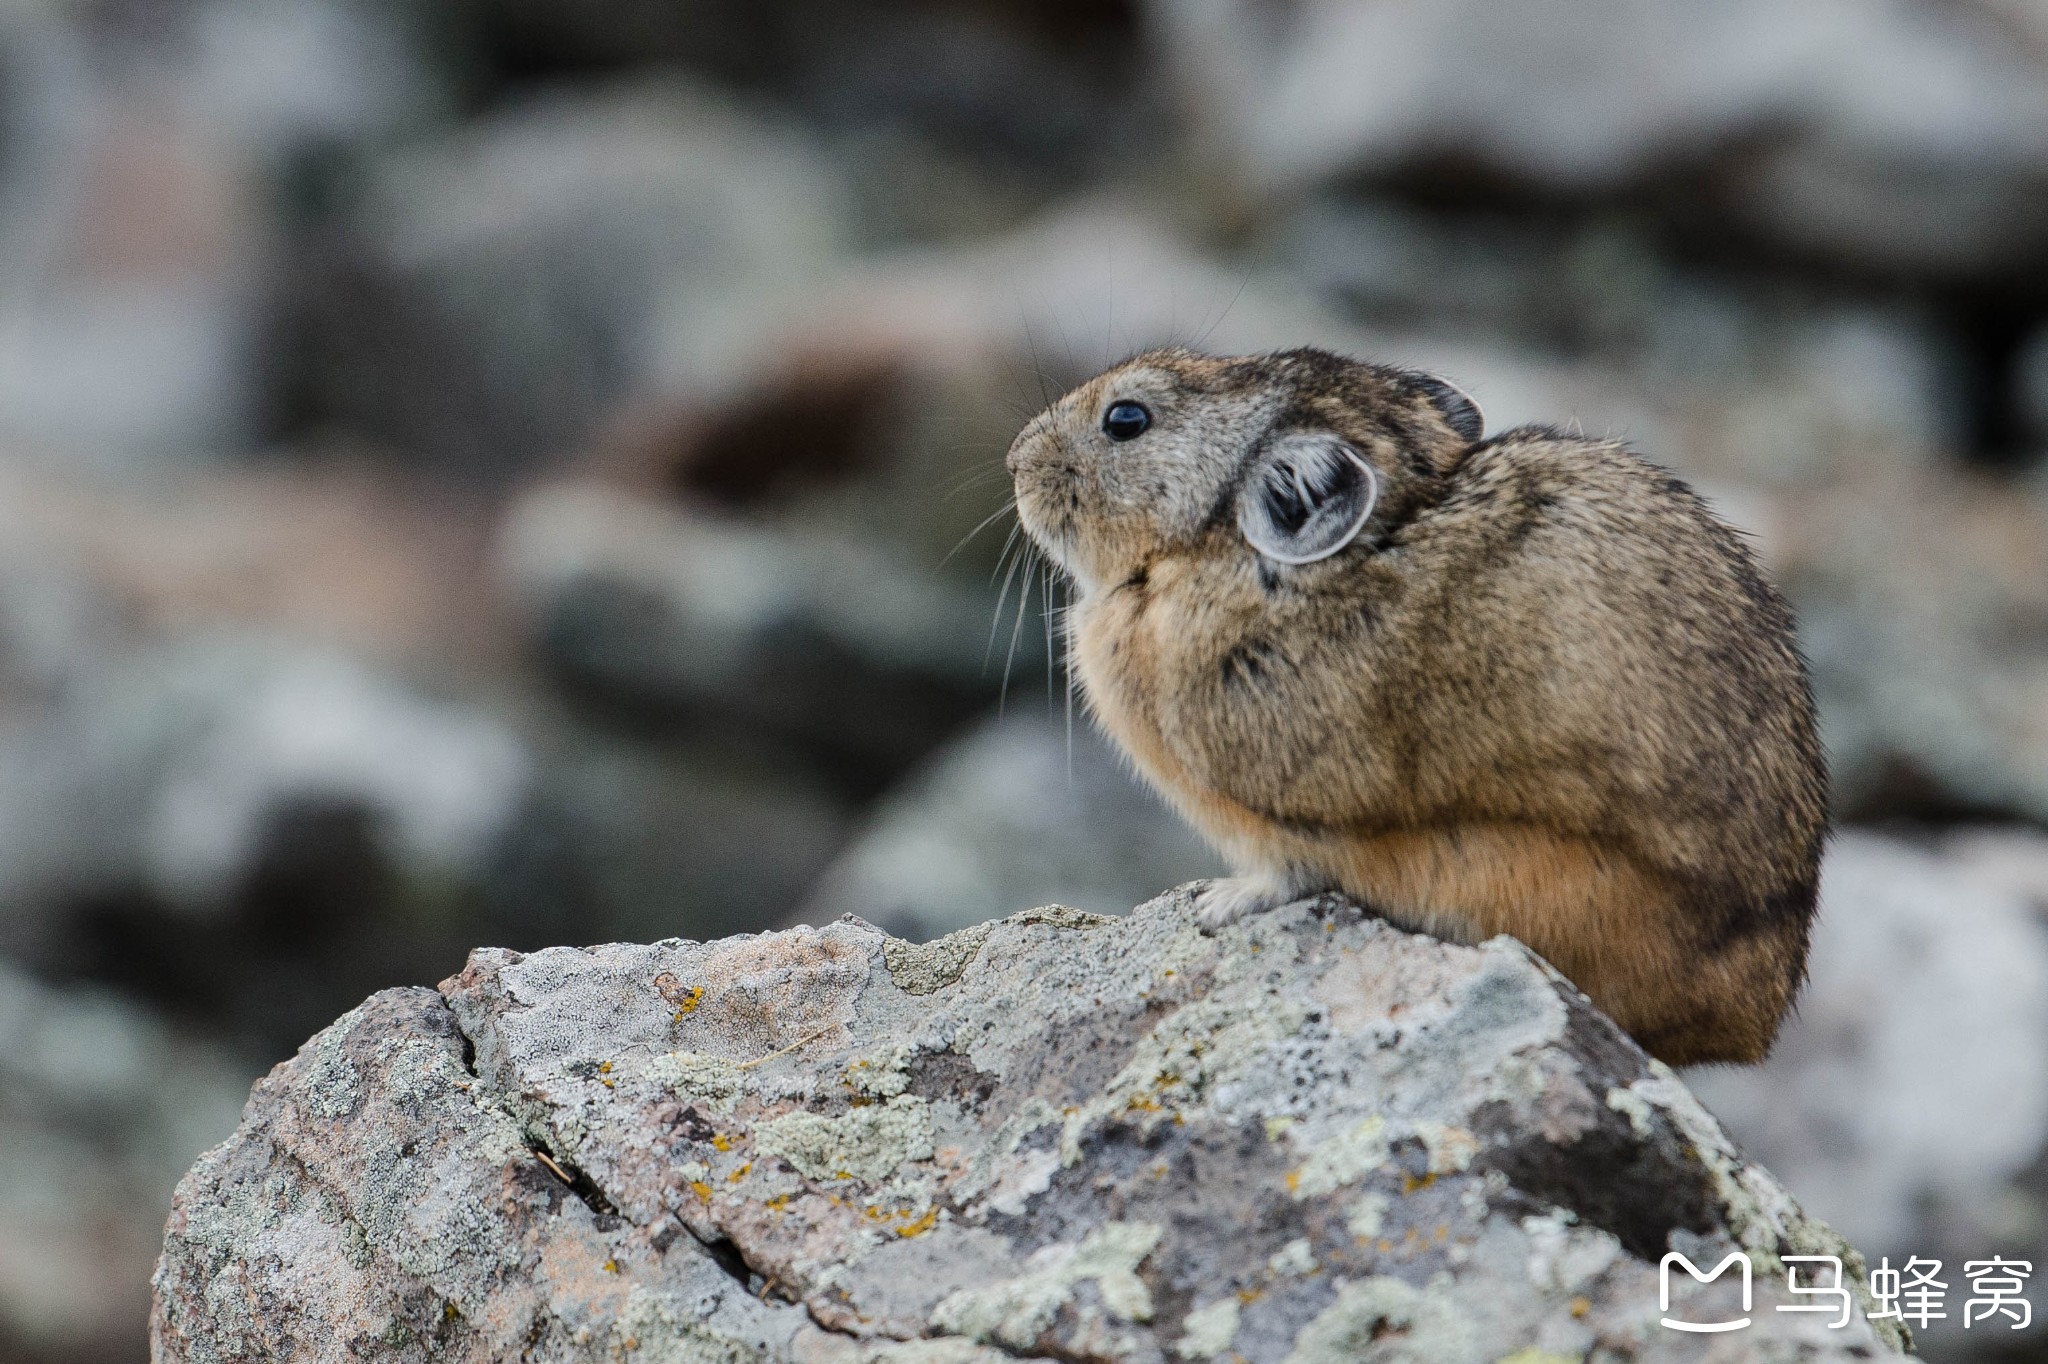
[152,891,1909,1361]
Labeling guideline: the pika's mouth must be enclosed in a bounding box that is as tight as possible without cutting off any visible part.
[1012,484,1078,578]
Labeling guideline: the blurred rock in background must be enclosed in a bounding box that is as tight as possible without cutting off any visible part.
[2,0,2048,1359]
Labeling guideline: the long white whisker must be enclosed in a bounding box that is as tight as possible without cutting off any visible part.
[1062,575,1076,782]
[990,521,1024,584]
[942,496,1017,567]
[986,541,1028,671]
[999,548,1038,714]
[1042,560,1058,709]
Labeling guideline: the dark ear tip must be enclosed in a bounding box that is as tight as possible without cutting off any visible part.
[1411,374,1484,443]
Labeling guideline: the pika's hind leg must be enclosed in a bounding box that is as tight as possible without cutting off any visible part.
[1191,870,1327,933]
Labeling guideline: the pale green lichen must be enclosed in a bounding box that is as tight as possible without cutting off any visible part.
[754,1096,934,1182]
[930,1221,1162,1351]
[1412,1121,1479,1174]
[884,924,998,997]
[609,1284,774,1364]
[844,1045,914,1098]
[1519,1212,1619,1296]
[647,1051,750,1113]
[1061,993,1312,1165]
[1268,1237,1318,1276]
[1176,1297,1240,1359]
[1282,1275,1478,1364]
[1345,1191,1390,1240]
[1602,1086,1654,1139]
[1288,1116,1388,1199]
[1493,1350,1583,1364]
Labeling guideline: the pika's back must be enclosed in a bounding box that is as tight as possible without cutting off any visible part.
[1008,346,1826,1065]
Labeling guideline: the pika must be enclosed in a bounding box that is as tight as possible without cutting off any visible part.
[1006,347,1824,1066]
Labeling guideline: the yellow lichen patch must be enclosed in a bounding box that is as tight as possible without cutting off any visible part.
[602,1259,621,1274]
[764,1193,793,1211]
[1569,1296,1591,1319]
[1496,1350,1584,1364]
[598,1061,613,1074]
[896,1207,940,1238]
[689,1181,713,1201]
[675,986,704,1014]
[711,1134,732,1152]
[726,1162,752,1183]
[1402,1171,1437,1195]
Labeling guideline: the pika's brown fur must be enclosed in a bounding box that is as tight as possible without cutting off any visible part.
[1007,347,1825,1066]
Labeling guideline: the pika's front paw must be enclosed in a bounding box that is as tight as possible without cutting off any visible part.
[1191,876,1296,933]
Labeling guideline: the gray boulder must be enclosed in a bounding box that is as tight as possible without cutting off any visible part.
[1157,0,2048,278]
[154,891,1905,1361]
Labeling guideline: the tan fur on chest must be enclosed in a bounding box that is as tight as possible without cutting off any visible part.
[1073,562,1798,1066]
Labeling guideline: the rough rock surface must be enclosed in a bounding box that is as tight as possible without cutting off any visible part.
[152,891,1907,1361]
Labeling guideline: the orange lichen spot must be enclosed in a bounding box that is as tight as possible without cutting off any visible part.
[690,1181,714,1201]
[1236,1286,1265,1305]
[598,1061,613,1074]
[678,987,704,1013]
[602,1259,620,1274]
[711,1134,732,1152]
[896,1207,940,1238]
[1570,1296,1591,1319]
[623,1337,640,1352]
[765,1193,793,1210]
[1433,1224,1448,1242]
[1401,1172,1436,1195]
[1126,1095,1163,1114]
[1285,1170,1302,1194]
[600,1079,615,1090]
[727,1162,752,1183]
[1377,1238,1394,1255]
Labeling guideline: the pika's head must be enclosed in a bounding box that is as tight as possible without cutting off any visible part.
[1006,347,1484,594]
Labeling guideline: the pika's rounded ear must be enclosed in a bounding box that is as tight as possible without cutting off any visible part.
[1238,433,1380,565]
[1410,373,1484,443]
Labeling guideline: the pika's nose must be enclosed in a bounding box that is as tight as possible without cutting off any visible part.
[1004,425,1035,476]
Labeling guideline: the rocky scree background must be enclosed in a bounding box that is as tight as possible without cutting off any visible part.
[3,0,2048,1360]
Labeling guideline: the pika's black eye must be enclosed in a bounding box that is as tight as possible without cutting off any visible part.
[1102,400,1151,441]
